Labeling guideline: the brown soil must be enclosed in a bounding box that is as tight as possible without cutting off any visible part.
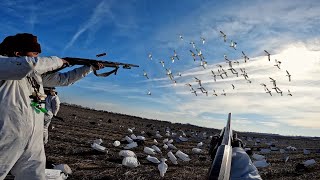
[45,103,320,180]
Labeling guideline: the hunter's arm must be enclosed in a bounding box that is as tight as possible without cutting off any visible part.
[42,65,93,87]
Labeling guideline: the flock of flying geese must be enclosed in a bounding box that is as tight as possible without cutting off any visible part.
[143,30,293,97]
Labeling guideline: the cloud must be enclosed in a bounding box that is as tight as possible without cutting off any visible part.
[64,1,114,51]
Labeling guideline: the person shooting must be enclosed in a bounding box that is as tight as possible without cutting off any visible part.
[0,33,109,179]
[43,87,60,145]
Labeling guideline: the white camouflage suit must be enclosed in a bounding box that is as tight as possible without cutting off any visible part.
[0,55,93,180]
[43,92,60,144]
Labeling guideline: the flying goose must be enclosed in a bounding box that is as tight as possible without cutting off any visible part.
[286,70,291,82]
[264,50,270,61]
[242,51,249,63]
[220,31,227,42]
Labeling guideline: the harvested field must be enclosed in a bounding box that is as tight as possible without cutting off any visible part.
[45,104,320,180]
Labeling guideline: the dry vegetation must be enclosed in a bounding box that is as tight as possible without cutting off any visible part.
[45,104,320,180]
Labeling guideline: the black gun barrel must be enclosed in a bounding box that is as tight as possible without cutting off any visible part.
[208,113,233,180]
[63,57,139,68]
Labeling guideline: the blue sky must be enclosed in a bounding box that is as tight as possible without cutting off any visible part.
[2,0,320,137]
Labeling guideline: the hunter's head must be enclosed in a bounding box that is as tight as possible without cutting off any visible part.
[0,33,41,57]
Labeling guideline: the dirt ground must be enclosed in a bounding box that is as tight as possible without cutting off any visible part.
[45,103,320,180]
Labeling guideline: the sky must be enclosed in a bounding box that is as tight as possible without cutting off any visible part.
[1,0,320,137]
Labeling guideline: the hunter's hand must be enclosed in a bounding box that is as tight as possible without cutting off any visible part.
[61,59,70,66]
[92,62,105,70]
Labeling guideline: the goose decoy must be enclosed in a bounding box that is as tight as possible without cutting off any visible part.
[158,158,168,177]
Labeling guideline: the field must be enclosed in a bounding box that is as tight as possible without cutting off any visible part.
[45,104,320,180]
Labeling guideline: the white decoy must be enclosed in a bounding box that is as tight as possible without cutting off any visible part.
[53,164,72,175]
[165,131,171,137]
[163,144,168,149]
[252,153,265,161]
[122,157,140,168]
[141,131,145,134]
[124,142,138,149]
[146,155,161,164]
[179,136,188,142]
[167,143,177,150]
[144,147,156,155]
[197,142,203,147]
[260,149,271,154]
[253,160,269,168]
[156,133,163,138]
[127,128,133,134]
[163,138,169,144]
[130,134,137,140]
[91,143,106,152]
[119,150,136,158]
[175,150,191,162]
[192,148,202,154]
[167,151,178,164]
[304,149,311,155]
[284,155,289,163]
[136,136,145,141]
[303,159,316,167]
[93,138,103,145]
[158,158,168,177]
[168,139,174,144]
[152,145,162,153]
[153,139,158,144]
[125,136,133,143]
[113,140,121,147]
